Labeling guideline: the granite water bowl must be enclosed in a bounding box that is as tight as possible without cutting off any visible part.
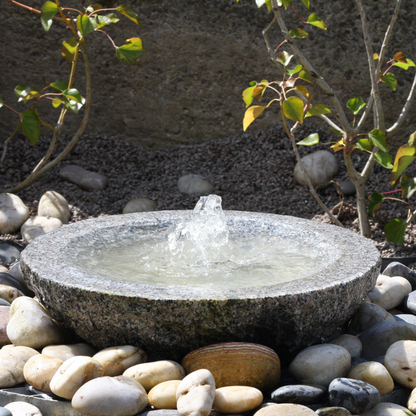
[21,211,381,360]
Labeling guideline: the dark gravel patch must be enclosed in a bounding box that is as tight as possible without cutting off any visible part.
[1,124,416,262]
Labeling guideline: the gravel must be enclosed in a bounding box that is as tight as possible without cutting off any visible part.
[1,124,416,261]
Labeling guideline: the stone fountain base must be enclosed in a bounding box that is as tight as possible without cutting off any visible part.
[21,211,380,360]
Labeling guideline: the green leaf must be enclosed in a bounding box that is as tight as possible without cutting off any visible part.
[400,175,416,199]
[297,133,319,146]
[347,97,366,115]
[305,103,331,117]
[62,88,85,104]
[242,86,256,108]
[14,85,27,98]
[369,129,388,153]
[41,1,59,32]
[381,72,397,91]
[64,99,83,114]
[49,81,69,92]
[307,14,327,30]
[21,110,40,145]
[368,193,385,217]
[93,13,119,29]
[77,15,95,36]
[0,97,3,108]
[286,64,303,76]
[116,4,141,26]
[391,144,416,187]
[116,37,145,65]
[289,28,308,39]
[357,139,372,152]
[332,128,344,137]
[52,98,64,108]
[373,151,393,169]
[394,59,416,70]
[243,106,266,131]
[277,51,293,67]
[409,131,416,146]
[15,86,40,102]
[295,85,309,98]
[281,0,292,9]
[61,37,78,65]
[299,70,312,83]
[404,410,416,416]
[385,219,407,245]
[282,97,304,123]
[300,0,310,8]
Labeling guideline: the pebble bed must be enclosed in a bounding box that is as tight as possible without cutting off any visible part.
[0,249,415,415]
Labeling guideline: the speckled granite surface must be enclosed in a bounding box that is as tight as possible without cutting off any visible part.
[21,211,381,360]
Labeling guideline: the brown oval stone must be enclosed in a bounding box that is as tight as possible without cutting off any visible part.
[181,342,280,391]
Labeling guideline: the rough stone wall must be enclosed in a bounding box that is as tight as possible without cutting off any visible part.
[1,0,416,149]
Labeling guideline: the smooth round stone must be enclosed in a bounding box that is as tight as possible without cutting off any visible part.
[4,401,41,415]
[182,342,281,391]
[7,296,65,349]
[21,215,62,243]
[0,193,29,234]
[360,402,409,415]
[293,150,338,189]
[348,302,395,336]
[0,267,7,274]
[254,403,317,416]
[407,387,416,413]
[123,198,157,213]
[328,334,362,358]
[177,369,215,416]
[0,300,10,307]
[42,343,97,361]
[315,407,351,416]
[347,361,394,395]
[140,411,179,416]
[338,180,356,197]
[93,345,147,376]
[393,313,416,326]
[383,262,416,290]
[50,355,104,399]
[124,360,185,392]
[0,306,10,347]
[368,275,411,310]
[72,375,148,416]
[0,407,12,416]
[289,344,350,387]
[328,378,380,414]
[0,345,39,387]
[213,386,263,414]
[23,354,63,394]
[59,165,107,191]
[0,272,27,294]
[38,191,70,224]
[0,284,23,304]
[149,380,181,409]
[0,242,22,264]
[8,262,33,297]
[177,174,214,196]
[271,384,326,404]
[404,290,416,315]
[384,340,416,388]
[358,321,416,360]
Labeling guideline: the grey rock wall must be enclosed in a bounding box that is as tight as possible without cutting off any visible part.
[1,0,416,149]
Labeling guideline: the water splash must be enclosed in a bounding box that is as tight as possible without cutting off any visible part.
[167,195,230,265]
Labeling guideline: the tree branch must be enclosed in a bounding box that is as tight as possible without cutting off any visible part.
[271,1,352,136]
[387,68,416,137]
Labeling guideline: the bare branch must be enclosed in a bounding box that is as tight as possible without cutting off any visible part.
[376,0,404,77]
[355,0,385,133]
[387,68,416,137]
